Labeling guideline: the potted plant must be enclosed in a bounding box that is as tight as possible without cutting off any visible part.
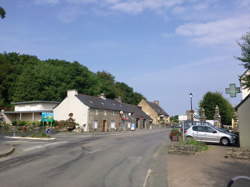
[169,128,182,141]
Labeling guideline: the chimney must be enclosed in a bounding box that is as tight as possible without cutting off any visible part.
[99,93,106,100]
[115,96,122,103]
[154,100,159,105]
[67,90,78,97]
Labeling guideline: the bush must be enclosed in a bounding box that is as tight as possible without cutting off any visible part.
[182,139,208,151]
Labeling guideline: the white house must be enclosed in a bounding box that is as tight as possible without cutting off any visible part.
[2,101,59,123]
[54,90,89,131]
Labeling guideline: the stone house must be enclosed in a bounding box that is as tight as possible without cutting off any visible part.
[138,99,169,126]
[54,90,151,132]
[1,101,59,124]
[235,93,250,149]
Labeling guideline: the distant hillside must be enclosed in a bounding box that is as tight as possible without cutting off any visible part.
[0,52,144,106]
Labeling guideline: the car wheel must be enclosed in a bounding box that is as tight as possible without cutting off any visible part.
[186,136,193,141]
[221,137,229,146]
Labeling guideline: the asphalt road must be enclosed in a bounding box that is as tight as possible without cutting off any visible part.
[0,129,170,187]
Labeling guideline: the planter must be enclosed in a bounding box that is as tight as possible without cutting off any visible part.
[170,135,179,141]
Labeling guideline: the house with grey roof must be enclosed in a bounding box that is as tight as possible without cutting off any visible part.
[138,99,170,126]
[53,90,151,132]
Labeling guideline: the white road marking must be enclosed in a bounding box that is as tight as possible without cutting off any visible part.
[23,141,68,152]
[143,168,152,187]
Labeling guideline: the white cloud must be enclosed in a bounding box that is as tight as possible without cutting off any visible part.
[176,14,250,45]
[111,2,144,14]
[34,0,59,5]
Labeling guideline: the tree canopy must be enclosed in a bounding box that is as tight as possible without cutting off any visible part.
[238,31,250,89]
[0,52,144,106]
[0,6,6,19]
[199,92,234,125]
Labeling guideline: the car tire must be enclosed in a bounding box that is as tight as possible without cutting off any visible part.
[221,137,230,146]
[186,136,193,141]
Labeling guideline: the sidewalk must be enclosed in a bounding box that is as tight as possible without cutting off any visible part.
[0,143,15,158]
[167,145,250,187]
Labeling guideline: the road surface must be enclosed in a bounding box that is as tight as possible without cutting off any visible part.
[0,129,170,187]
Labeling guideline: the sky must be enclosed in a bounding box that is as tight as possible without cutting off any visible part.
[0,0,249,115]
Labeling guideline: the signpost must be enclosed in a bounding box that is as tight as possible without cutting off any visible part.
[225,83,240,98]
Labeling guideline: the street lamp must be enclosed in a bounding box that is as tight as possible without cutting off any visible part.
[189,93,193,126]
[189,93,193,111]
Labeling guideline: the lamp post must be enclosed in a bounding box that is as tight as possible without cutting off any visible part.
[189,93,193,126]
[189,93,193,111]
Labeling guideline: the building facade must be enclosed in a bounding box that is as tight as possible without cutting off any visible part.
[240,70,250,99]
[54,90,151,132]
[1,101,59,124]
[138,99,169,125]
[235,94,250,149]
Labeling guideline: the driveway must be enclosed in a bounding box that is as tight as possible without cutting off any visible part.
[0,129,170,187]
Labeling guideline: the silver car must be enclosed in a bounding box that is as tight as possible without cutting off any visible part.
[185,125,237,145]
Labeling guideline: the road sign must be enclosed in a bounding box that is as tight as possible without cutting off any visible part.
[225,83,240,97]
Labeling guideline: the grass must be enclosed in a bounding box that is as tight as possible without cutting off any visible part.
[179,138,208,152]
[31,132,50,138]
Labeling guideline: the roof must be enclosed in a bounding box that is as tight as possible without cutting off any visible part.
[4,110,53,114]
[76,94,151,119]
[123,103,151,120]
[12,101,60,105]
[147,101,169,116]
[235,93,250,110]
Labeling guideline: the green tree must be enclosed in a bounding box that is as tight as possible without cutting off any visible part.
[199,92,234,125]
[0,52,145,106]
[238,31,250,89]
[170,115,179,124]
[0,7,6,19]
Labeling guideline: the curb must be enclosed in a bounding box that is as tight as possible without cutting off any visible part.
[5,136,56,141]
[0,146,15,158]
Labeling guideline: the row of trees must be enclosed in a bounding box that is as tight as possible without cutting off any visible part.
[0,52,144,107]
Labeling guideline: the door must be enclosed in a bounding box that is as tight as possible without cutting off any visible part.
[192,126,207,141]
[204,126,219,142]
[102,120,107,132]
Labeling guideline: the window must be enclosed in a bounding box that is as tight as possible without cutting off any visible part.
[192,126,198,131]
[93,120,98,129]
[204,126,215,133]
[95,110,98,115]
[111,121,116,129]
[104,110,107,116]
[112,111,115,116]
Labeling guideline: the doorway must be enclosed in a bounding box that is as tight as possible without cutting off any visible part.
[102,120,107,132]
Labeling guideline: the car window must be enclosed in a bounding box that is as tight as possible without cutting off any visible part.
[197,126,205,132]
[192,126,198,131]
[203,126,215,133]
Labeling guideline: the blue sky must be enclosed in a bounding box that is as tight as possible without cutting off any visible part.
[0,0,249,115]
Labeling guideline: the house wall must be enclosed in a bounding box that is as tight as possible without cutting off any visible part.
[88,109,121,132]
[138,99,159,124]
[53,95,89,131]
[238,97,250,149]
[241,70,250,99]
[15,103,57,112]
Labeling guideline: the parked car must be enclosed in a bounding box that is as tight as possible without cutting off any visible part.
[185,124,238,146]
